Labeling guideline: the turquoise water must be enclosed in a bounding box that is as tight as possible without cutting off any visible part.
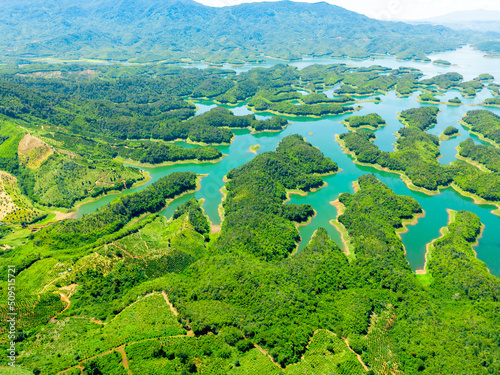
[76,48,500,276]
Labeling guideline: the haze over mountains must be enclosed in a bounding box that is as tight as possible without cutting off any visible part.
[0,0,474,63]
[415,9,500,33]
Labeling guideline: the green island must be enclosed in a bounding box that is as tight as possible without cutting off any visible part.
[249,144,261,154]
[439,126,460,141]
[461,109,500,146]
[421,210,499,301]
[418,92,441,103]
[339,107,500,211]
[483,97,500,107]
[432,59,451,66]
[342,113,387,130]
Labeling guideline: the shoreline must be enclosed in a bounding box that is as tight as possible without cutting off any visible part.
[439,132,461,142]
[248,145,261,154]
[164,174,207,213]
[117,154,226,168]
[289,212,318,257]
[329,199,353,258]
[283,168,340,203]
[396,210,426,259]
[336,135,443,196]
[454,146,492,173]
[247,105,360,119]
[340,119,387,132]
[337,135,500,213]
[48,170,152,219]
[296,210,317,229]
[459,120,500,148]
[416,209,487,275]
[449,183,500,217]
[218,175,229,222]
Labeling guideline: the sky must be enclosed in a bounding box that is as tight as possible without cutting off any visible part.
[195,0,500,20]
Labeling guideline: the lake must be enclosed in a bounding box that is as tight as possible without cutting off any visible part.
[75,46,500,276]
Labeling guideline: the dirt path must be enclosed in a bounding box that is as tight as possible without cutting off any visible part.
[57,364,84,374]
[50,285,76,322]
[289,328,369,371]
[89,169,115,193]
[162,291,194,336]
[112,242,148,265]
[58,291,71,313]
[254,343,282,368]
[54,291,197,374]
[142,238,150,251]
[116,345,132,374]
[56,330,194,375]
[343,337,369,371]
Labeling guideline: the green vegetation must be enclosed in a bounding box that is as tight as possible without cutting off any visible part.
[477,73,495,81]
[0,171,44,224]
[334,71,397,96]
[339,112,500,202]
[483,97,500,107]
[173,198,211,240]
[433,59,451,66]
[118,142,222,165]
[343,113,386,130]
[443,126,459,137]
[249,97,355,117]
[219,135,337,260]
[1,54,500,375]
[394,71,422,97]
[0,0,466,64]
[418,92,440,102]
[340,126,451,191]
[449,97,462,104]
[440,126,460,140]
[396,49,431,62]
[418,72,487,97]
[427,210,499,300]
[0,137,499,375]
[459,138,500,172]
[399,107,439,130]
[24,154,143,208]
[420,72,463,90]
[338,175,422,289]
[249,144,260,153]
[0,120,145,209]
[33,171,198,250]
[462,109,500,145]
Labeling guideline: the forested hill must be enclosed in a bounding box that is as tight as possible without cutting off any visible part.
[0,0,468,63]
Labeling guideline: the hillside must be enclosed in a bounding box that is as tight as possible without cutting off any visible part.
[0,0,468,63]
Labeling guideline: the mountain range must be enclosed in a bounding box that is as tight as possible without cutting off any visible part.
[0,0,475,63]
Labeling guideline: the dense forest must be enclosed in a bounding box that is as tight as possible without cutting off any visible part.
[462,109,500,146]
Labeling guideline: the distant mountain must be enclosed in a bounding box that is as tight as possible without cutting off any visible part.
[0,0,471,63]
[422,10,500,23]
[414,9,500,33]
